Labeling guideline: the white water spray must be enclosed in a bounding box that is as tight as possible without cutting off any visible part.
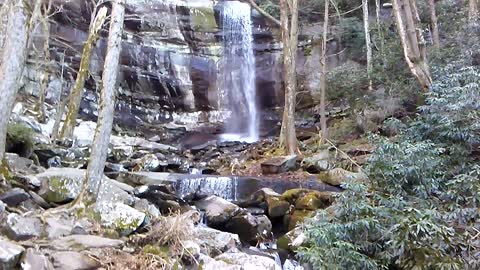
[220,1,259,143]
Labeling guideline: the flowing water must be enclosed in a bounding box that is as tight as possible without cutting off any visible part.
[220,1,259,143]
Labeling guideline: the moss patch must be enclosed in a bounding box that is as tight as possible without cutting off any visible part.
[6,123,35,158]
[190,6,217,32]
[288,210,314,230]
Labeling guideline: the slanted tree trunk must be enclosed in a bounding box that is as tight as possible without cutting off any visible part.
[59,7,107,141]
[279,0,300,156]
[392,0,432,91]
[0,1,30,164]
[319,0,329,140]
[427,0,440,47]
[0,0,12,49]
[363,0,373,90]
[76,0,125,204]
[469,0,479,23]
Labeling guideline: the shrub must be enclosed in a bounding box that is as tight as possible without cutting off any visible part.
[298,63,480,269]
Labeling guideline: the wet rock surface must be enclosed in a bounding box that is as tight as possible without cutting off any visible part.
[0,238,25,270]
[4,214,43,241]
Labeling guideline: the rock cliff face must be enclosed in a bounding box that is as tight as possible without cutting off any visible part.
[6,0,344,130]
[33,0,283,129]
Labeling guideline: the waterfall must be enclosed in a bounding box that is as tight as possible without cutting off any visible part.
[220,1,259,143]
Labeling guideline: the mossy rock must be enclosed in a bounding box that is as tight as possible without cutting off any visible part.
[265,196,290,218]
[295,191,333,211]
[38,174,82,204]
[288,210,314,231]
[277,228,302,251]
[97,203,146,236]
[319,168,368,186]
[281,188,312,204]
[6,123,34,158]
[190,6,217,32]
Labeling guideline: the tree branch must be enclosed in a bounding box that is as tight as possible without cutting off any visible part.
[244,0,281,27]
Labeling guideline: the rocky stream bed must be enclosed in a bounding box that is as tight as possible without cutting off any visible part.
[0,98,371,270]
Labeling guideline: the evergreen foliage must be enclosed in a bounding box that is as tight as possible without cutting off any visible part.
[298,63,480,269]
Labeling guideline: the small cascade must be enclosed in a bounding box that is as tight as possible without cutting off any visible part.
[283,259,305,270]
[220,1,259,143]
[176,176,238,201]
[188,167,202,175]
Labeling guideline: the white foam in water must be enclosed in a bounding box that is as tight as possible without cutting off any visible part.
[283,259,304,270]
[177,176,238,201]
[221,1,259,143]
[219,133,258,143]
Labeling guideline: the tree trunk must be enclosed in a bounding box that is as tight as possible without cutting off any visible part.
[469,0,479,23]
[0,0,12,49]
[0,1,30,163]
[427,0,440,47]
[319,0,329,140]
[363,0,373,89]
[78,0,125,203]
[392,0,432,91]
[279,0,300,156]
[36,5,52,123]
[59,7,107,141]
[375,0,387,68]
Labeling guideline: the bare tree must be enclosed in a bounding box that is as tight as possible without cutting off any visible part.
[469,0,479,23]
[363,0,373,89]
[427,0,440,47]
[243,0,299,155]
[0,1,30,164]
[32,0,54,123]
[76,0,125,204]
[278,0,300,155]
[319,0,329,141]
[392,0,432,91]
[58,5,107,141]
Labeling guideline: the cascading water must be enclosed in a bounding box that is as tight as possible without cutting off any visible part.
[220,1,259,143]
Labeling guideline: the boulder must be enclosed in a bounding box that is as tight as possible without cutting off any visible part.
[252,188,290,218]
[302,150,332,173]
[96,179,135,206]
[132,153,160,171]
[4,153,43,175]
[4,213,43,241]
[28,191,51,209]
[319,168,368,186]
[277,227,305,252]
[51,251,100,270]
[37,168,134,205]
[46,218,74,239]
[286,210,314,231]
[194,196,242,226]
[214,251,278,270]
[0,188,30,207]
[21,248,54,270]
[95,202,146,236]
[36,168,84,204]
[198,254,242,270]
[133,199,161,219]
[225,213,272,243]
[134,184,180,213]
[51,235,124,251]
[294,191,333,211]
[193,226,240,256]
[260,155,297,174]
[0,238,24,269]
